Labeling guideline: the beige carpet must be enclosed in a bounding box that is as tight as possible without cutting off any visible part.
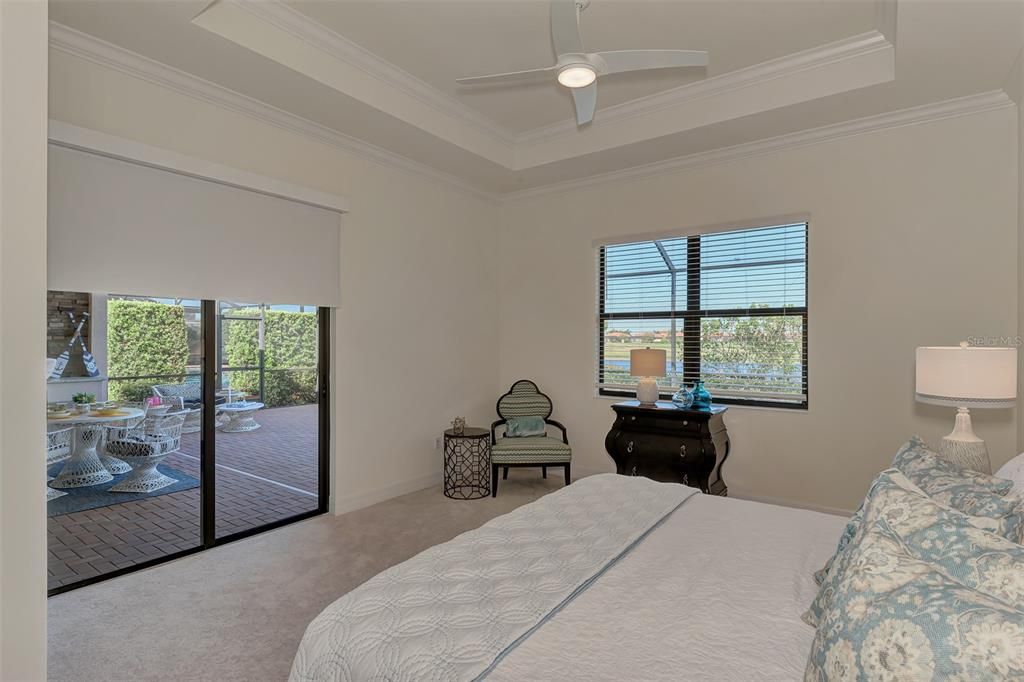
[48,473,565,682]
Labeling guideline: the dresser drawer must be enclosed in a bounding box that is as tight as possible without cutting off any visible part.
[620,413,704,435]
[610,431,707,485]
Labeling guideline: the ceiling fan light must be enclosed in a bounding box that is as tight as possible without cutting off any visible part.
[557,65,596,88]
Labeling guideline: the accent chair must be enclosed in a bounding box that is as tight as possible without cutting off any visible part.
[490,379,571,497]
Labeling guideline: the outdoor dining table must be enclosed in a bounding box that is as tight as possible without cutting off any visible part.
[48,407,146,489]
[218,401,264,433]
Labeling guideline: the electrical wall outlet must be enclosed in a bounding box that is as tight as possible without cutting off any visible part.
[435,436,443,450]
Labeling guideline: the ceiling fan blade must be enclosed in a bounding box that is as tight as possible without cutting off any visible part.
[592,49,709,75]
[571,82,597,125]
[456,65,559,86]
[550,0,584,56]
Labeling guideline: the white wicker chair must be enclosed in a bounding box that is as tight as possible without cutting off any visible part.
[151,382,202,407]
[46,427,74,501]
[106,414,185,493]
[166,405,202,434]
[97,402,149,475]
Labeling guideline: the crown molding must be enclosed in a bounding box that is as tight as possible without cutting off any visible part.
[502,90,1013,202]
[516,30,892,146]
[48,22,500,204]
[48,120,351,213]
[191,0,514,166]
[221,0,518,148]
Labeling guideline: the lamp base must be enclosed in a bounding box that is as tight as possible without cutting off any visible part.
[937,407,991,474]
[636,377,659,405]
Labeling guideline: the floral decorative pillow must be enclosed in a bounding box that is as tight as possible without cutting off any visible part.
[805,469,1024,626]
[813,437,1022,588]
[807,567,1024,681]
[805,471,1024,680]
[892,437,1016,517]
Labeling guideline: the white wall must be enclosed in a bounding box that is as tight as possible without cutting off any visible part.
[49,49,501,515]
[1010,51,1024,452]
[0,1,48,679]
[498,108,1019,513]
[45,36,1022,519]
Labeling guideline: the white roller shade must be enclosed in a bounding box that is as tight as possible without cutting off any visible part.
[48,144,342,306]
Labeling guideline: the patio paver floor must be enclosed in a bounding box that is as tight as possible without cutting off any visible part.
[48,404,320,590]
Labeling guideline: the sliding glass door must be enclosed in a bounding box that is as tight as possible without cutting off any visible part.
[46,293,329,595]
[213,302,324,540]
[47,293,204,592]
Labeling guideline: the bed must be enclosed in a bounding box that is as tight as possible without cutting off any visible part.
[290,474,847,681]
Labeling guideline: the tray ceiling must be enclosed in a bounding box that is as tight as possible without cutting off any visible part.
[49,0,1024,195]
[286,0,878,133]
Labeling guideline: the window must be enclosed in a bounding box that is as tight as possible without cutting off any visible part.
[598,222,807,408]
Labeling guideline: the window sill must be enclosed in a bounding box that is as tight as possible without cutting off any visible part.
[594,389,808,411]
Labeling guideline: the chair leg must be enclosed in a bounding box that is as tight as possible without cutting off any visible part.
[491,464,499,497]
[542,466,547,479]
[503,467,509,480]
[564,463,571,486]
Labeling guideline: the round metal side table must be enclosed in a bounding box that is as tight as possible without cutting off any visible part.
[443,427,491,499]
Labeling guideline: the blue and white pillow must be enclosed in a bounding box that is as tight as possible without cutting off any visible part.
[805,471,1024,680]
[806,468,1024,626]
[892,437,1017,519]
[813,438,1022,587]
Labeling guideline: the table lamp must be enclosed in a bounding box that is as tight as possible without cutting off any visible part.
[915,342,1017,473]
[630,347,666,405]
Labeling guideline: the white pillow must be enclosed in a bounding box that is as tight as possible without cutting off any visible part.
[995,452,1024,495]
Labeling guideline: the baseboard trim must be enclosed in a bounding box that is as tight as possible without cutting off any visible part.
[330,465,614,515]
[331,468,853,518]
[731,492,853,517]
[571,465,614,480]
[331,471,442,516]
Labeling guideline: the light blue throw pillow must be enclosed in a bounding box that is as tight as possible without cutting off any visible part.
[805,471,1024,680]
[505,416,546,438]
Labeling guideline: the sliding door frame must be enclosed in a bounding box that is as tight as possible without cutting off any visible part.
[48,303,331,596]
[209,305,331,545]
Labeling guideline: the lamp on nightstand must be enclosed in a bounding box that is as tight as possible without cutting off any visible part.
[915,342,1017,474]
[630,347,666,406]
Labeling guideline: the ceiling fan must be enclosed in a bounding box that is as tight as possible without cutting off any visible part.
[456,0,709,126]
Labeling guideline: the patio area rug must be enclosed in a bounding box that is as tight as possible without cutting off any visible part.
[46,464,199,517]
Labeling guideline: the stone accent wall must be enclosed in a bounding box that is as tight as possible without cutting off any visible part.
[47,290,91,376]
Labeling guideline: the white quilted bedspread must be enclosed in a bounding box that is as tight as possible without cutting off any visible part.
[489,494,848,681]
[290,474,696,682]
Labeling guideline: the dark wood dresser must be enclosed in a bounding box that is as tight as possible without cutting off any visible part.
[604,401,730,495]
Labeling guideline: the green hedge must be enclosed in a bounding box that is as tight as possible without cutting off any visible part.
[107,300,190,402]
[224,309,318,407]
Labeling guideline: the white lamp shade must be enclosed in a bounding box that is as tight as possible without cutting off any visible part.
[915,345,1017,408]
[630,348,666,378]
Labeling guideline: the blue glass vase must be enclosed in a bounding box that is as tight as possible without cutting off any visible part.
[671,385,694,409]
[692,380,712,409]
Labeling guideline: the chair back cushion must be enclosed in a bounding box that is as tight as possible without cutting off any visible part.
[496,380,553,420]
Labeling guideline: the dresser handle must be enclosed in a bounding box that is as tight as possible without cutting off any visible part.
[682,473,689,486]
[631,465,638,476]
[679,444,687,459]
[626,440,634,454]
